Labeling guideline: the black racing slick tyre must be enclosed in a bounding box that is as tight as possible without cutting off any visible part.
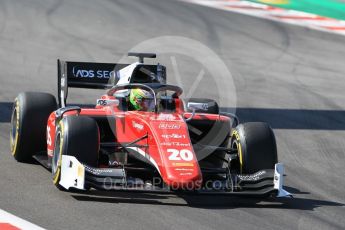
[230,122,277,174]
[52,116,99,188]
[10,92,57,162]
[184,98,219,114]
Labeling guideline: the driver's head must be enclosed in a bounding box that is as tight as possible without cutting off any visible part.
[129,88,154,111]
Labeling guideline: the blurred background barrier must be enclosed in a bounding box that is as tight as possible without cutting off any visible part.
[248,0,345,20]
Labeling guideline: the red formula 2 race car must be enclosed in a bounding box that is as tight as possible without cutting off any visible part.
[10,53,291,197]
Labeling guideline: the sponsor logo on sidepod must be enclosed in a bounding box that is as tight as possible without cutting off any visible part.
[159,123,180,129]
[161,134,186,139]
[132,121,144,130]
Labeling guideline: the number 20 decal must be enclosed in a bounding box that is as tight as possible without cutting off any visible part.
[168,149,194,161]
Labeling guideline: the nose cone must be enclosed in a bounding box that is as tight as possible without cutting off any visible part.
[149,115,203,190]
[165,169,203,190]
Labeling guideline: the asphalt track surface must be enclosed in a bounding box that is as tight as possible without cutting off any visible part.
[0,0,345,229]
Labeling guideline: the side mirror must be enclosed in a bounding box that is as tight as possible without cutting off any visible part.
[184,102,209,122]
[187,102,209,111]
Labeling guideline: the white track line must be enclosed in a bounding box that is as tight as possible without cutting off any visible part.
[180,0,345,36]
[0,209,45,230]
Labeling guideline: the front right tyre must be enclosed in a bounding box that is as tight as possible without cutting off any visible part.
[52,116,99,188]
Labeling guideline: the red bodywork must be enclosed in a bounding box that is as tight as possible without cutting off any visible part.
[46,95,231,189]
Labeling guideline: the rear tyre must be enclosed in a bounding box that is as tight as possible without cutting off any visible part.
[52,116,99,189]
[184,98,219,114]
[230,122,277,174]
[10,92,57,162]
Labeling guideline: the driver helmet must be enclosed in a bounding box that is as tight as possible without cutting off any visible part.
[129,88,154,111]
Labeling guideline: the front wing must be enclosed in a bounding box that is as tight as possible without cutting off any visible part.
[59,155,292,197]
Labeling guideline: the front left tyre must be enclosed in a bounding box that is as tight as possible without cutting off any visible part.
[10,92,57,162]
[230,122,278,174]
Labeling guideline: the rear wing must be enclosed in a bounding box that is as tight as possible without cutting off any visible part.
[57,59,166,107]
